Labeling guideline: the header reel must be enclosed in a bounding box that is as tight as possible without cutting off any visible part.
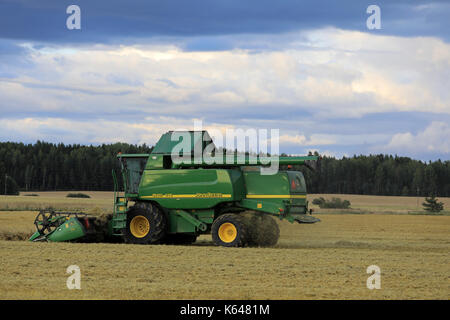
[30,210,89,242]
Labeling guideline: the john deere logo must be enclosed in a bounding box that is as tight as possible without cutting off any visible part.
[195,193,227,198]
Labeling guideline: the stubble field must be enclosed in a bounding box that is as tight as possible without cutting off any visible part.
[0,192,449,299]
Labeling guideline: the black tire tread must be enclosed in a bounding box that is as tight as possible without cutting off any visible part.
[242,211,280,247]
[122,201,167,244]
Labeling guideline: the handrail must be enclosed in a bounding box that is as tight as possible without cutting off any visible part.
[112,169,118,215]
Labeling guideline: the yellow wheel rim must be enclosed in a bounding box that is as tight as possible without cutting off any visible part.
[130,215,150,238]
[218,222,237,243]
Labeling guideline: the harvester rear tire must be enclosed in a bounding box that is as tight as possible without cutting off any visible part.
[211,213,248,247]
[123,202,166,244]
[257,214,280,247]
[243,212,280,247]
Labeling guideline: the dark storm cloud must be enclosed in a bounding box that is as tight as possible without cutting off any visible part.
[0,0,449,44]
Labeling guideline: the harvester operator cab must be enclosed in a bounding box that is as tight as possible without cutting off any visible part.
[118,154,148,195]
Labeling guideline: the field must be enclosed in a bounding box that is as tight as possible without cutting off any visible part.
[0,192,449,299]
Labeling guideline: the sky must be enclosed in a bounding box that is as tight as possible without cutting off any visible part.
[0,0,449,161]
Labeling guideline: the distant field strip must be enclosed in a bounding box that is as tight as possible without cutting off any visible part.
[246,194,306,199]
[1,192,449,214]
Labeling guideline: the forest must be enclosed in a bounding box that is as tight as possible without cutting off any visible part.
[0,141,449,197]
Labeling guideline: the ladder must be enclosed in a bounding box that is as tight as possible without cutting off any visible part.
[112,170,128,234]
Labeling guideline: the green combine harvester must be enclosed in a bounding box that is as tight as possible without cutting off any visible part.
[29,131,320,247]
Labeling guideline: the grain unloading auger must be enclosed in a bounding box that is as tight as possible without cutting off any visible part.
[29,130,320,246]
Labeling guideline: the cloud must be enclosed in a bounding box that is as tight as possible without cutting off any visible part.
[383,122,450,156]
[1,116,449,161]
[1,29,449,121]
[0,117,188,145]
[0,26,449,160]
[279,134,336,146]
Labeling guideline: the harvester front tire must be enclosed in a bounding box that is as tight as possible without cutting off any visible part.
[123,202,166,244]
[211,213,248,247]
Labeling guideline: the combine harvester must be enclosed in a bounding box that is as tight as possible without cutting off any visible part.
[29,131,320,247]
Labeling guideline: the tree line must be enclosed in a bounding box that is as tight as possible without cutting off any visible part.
[0,141,152,194]
[295,153,450,197]
[0,141,449,197]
